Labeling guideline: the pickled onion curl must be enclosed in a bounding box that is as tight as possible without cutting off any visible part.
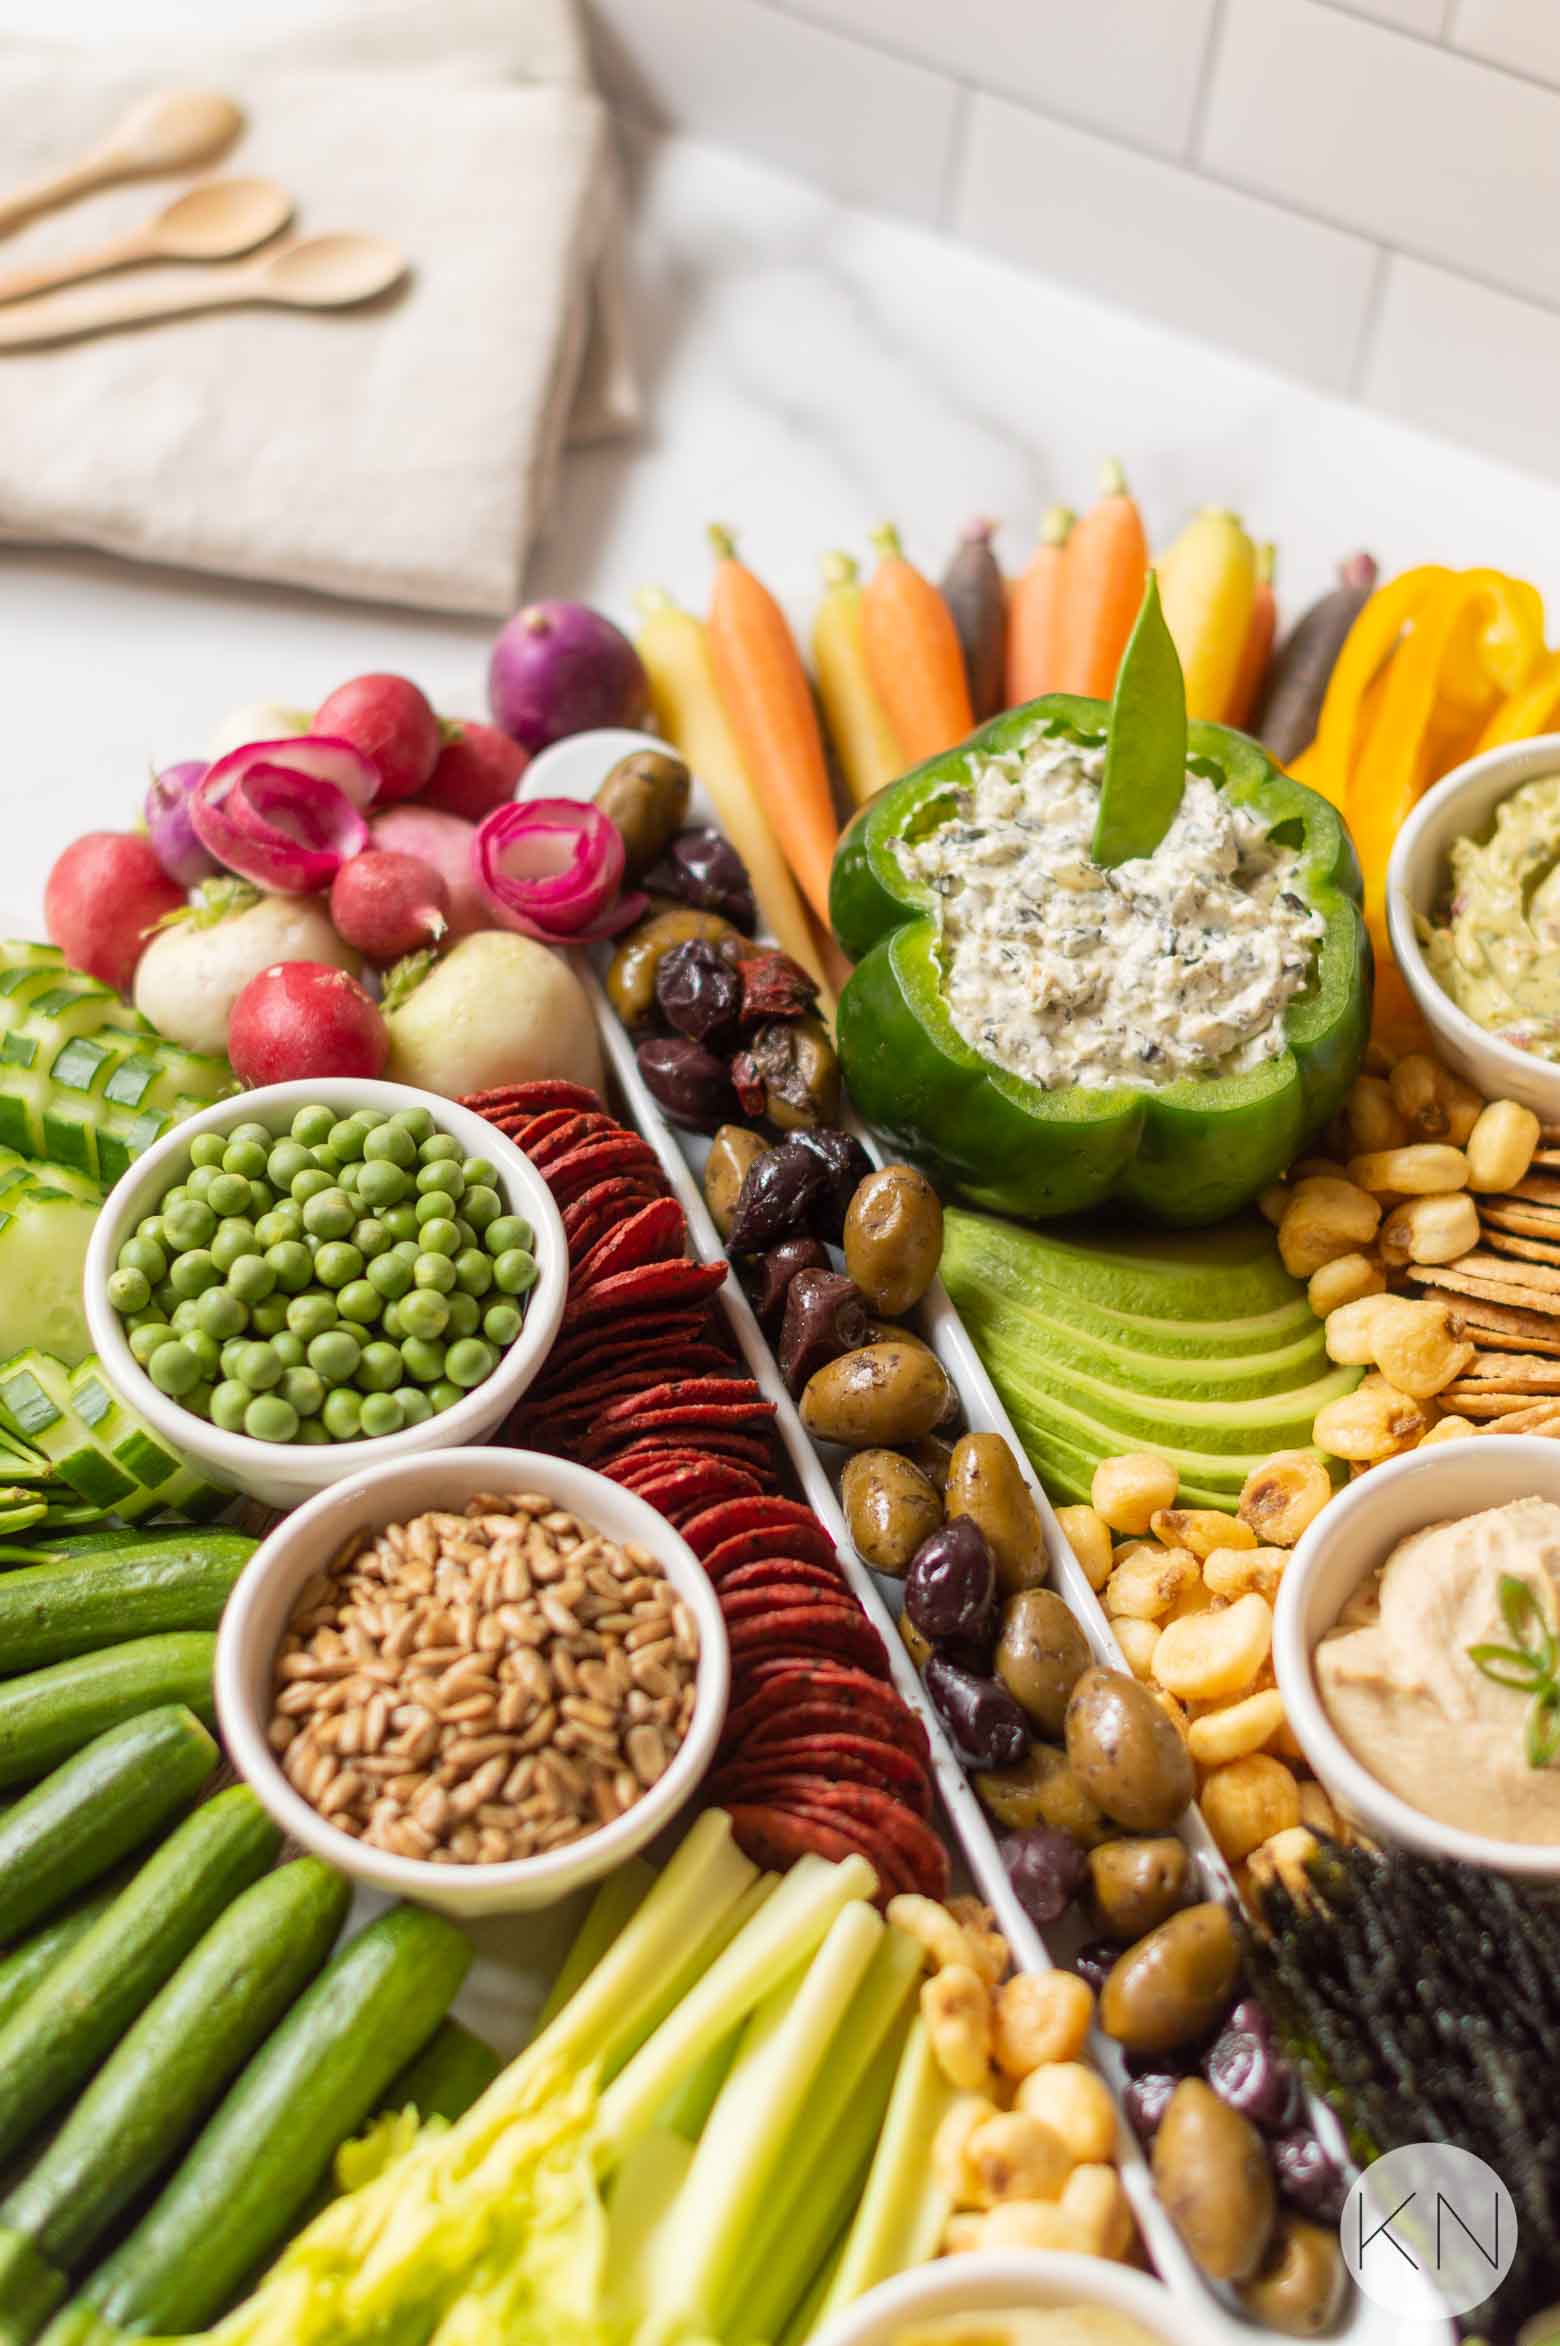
[472,798,646,942]
[190,736,378,895]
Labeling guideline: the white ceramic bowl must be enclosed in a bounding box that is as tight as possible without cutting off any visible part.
[216,1446,730,1916]
[1274,1434,1560,1880]
[810,2253,1201,2346]
[1386,731,1560,1118]
[83,1078,568,1511]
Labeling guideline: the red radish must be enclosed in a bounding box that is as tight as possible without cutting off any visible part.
[228,961,387,1085]
[420,720,528,822]
[488,601,649,753]
[314,674,439,805]
[369,805,487,938]
[45,832,186,994]
[329,849,450,963]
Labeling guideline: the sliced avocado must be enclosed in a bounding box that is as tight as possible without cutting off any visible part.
[956,1289,1331,1403]
[990,1352,1356,1459]
[944,1208,1308,1323]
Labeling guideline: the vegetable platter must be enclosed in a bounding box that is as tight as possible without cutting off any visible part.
[519,725,1447,2346]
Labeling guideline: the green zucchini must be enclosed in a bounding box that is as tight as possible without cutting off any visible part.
[0,1876,127,2033]
[380,2015,501,2126]
[0,1533,255,1673]
[48,1905,470,2340]
[0,1857,350,2340]
[0,1707,215,1940]
[0,1785,278,2167]
[0,1634,216,1789]
[0,1355,228,1528]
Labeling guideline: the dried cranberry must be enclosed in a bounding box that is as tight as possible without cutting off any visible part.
[645,828,757,931]
[729,1050,768,1118]
[635,1038,734,1133]
[654,939,742,1046]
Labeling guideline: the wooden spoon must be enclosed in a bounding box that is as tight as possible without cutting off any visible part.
[0,180,294,307]
[0,234,409,350]
[0,90,244,238]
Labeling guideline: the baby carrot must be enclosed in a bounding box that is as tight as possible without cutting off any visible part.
[812,551,905,806]
[1005,505,1074,705]
[706,524,839,929]
[1225,542,1277,731]
[1053,460,1149,699]
[861,524,974,761]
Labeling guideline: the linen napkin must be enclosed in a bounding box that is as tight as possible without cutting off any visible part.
[0,1,635,615]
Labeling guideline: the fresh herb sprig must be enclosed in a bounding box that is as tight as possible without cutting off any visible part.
[1468,1572,1560,1769]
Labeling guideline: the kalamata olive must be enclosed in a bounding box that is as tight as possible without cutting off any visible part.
[778,1270,871,1394]
[1270,2127,1348,2223]
[594,749,691,880]
[744,1237,830,1326]
[607,907,753,1027]
[1123,2067,1182,2143]
[637,1037,736,1133]
[728,1137,827,1252]
[1073,1940,1118,1996]
[645,826,757,931]
[904,1517,996,1646]
[703,1124,767,1240]
[655,938,743,1045]
[924,1652,1028,1770]
[790,1129,871,1238]
[736,1016,840,1131]
[999,1827,1086,1926]
[1205,2022,1300,2133]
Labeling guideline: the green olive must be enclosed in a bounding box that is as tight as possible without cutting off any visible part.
[1153,2078,1275,2284]
[993,1588,1091,1735]
[840,1448,943,1575]
[900,1611,933,1672]
[1084,1836,1191,1942]
[974,1739,1112,1847]
[842,1164,943,1316]
[703,1124,766,1241]
[1064,1665,1194,1832]
[1099,1903,1240,2053]
[749,1016,840,1132]
[594,749,691,880]
[799,1342,956,1449]
[1238,2216,1347,2335]
[946,1431,1049,1596]
[606,908,751,1027]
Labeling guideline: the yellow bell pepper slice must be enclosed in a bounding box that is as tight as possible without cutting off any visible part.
[1304,566,1450,812]
[1435,568,1544,716]
[1476,645,1560,752]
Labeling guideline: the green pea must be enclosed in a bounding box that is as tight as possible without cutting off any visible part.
[290,1167,333,1206]
[351,1218,391,1261]
[462,1157,498,1188]
[137,1213,168,1244]
[337,1279,380,1326]
[203,1171,249,1219]
[117,1234,167,1283]
[250,1297,289,1337]
[322,1388,362,1441]
[223,1138,270,1182]
[181,1169,214,1204]
[419,1132,461,1164]
[366,1251,413,1303]
[229,1119,273,1150]
[265,1239,314,1294]
[149,1341,201,1398]
[445,1337,496,1390]
[249,1181,275,1220]
[328,1118,367,1162]
[107,1265,151,1315]
[195,1286,247,1342]
[128,1322,175,1366]
[380,1204,418,1243]
[444,1292,480,1340]
[453,1248,493,1298]
[244,1395,299,1445]
[426,1380,463,1415]
[309,1328,362,1387]
[392,1238,421,1265]
[227,1254,277,1305]
[399,1288,449,1343]
[359,1393,403,1440]
[266,1138,314,1191]
[484,1216,532,1258]
[286,1290,337,1340]
[394,1387,433,1427]
[209,1219,257,1274]
[189,1132,227,1169]
[210,1381,249,1433]
[185,1331,221,1379]
[413,1252,457,1295]
[339,1163,361,1195]
[492,1249,538,1296]
[418,1216,460,1258]
[170,1298,203,1333]
[302,1187,355,1241]
[380,1301,405,1340]
[354,1107,387,1129]
[461,1185,501,1232]
[253,1205,302,1249]
[152,1280,180,1319]
[169,1249,220,1299]
[401,1337,446,1385]
[363,1121,417,1169]
[163,1198,217,1253]
[483,1301,523,1347]
[391,1105,435,1142]
[452,1219,477,1252]
[416,1159,464,1200]
[357,1340,403,1394]
[315,1242,364,1292]
[298,1419,332,1446]
[272,1331,305,1369]
[234,1341,281,1392]
[281,1366,325,1418]
[219,1340,248,1381]
[355,1159,408,1211]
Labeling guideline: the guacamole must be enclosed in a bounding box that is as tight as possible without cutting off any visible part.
[1422,774,1560,1058]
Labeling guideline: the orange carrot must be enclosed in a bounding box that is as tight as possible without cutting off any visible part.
[1225,541,1277,730]
[861,524,974,761]
[1004,505,1074,705]
[1053,459,1150,698]
[705,524,838,927]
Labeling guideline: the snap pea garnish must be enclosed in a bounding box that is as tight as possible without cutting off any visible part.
[1091,569,1188,868]
[1467,1571,1560,1769]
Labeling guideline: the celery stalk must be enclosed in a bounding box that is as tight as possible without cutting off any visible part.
[781,2229,847,2346]
[536,1859,654,2030]
[610,1871,778,2095]
[602,2128,696,2340]
[814,2018,961,2322]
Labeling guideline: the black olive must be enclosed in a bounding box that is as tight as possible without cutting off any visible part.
[743,1237,831,1327]
[777,1270,871,1394]
[654,939,743,1046]
[1000,1827,1086,1927]
[789,1129,871,1240]
[924,1652,1028,1770]
[904,1518,997,1646]
[645,827,758,932]
[726,1129,872,1252]
[635,1038,735,1133]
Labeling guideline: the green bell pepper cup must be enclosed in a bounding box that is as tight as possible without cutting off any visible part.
[829,696,1372,1227]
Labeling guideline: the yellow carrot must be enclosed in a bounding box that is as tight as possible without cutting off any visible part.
[1004,506,1073,706]
[812,552,905,806]
[1225,542,1276,730]
[635,585,833,1009]
[861,524,974,762]
[1054,460,1149,699]
[706,524,839,929]
[1156,508,1257,721]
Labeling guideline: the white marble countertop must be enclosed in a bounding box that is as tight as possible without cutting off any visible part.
[9,126,1560,941]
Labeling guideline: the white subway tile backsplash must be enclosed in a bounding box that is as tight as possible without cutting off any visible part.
[763,0,1217,159]
[1363,254,1560,478]
[1203,0,1560,311]
[582,0,960,224]
[952,93,1378,391]
[1323,0,1448,33]
[1451,0,1560,90]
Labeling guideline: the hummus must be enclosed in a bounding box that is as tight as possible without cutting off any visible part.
[896,2315,1161,2346]
[1421,774,1560,1059]
[893,733,1322,1095]
[1316,1495,1560,1845]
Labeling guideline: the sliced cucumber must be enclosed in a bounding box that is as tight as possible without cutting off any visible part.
[0,1353,230,1525]
[0,1157,98,1367]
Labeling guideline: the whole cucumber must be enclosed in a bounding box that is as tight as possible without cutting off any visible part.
[0,1857,350,2340]
[0,1877,126,2033]
[0,1536,253,1674]
[380,2015,501,2127]
[0,1707,215,1941]
[0,1634,216,1788]
[61,1904,470,2339]
[0,1785,278,2165]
